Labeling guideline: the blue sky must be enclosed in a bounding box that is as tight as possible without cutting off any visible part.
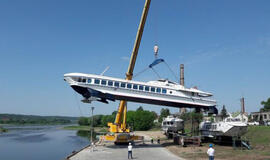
[0,0,270,117]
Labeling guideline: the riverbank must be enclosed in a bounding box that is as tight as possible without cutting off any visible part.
[0,126,8,133]
[137,126,270,160]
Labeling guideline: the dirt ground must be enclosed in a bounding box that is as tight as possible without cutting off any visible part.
[135,131,270,160]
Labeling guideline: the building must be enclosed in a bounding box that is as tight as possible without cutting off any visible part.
[251,111,270,122]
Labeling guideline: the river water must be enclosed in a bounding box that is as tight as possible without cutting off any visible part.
[0,125,90,160]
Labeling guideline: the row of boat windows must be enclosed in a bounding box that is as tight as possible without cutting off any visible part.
[163,121,174,125]
[75,77,167,94]
[206,124,217,130]
[226,118,241,122]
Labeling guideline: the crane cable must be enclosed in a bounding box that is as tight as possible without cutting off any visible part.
[151,67,161,79]
[164,61,179,83]
[133,58,179,82]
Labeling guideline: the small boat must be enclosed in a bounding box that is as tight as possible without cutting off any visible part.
[199,113,248,138]
[162,115,184,137]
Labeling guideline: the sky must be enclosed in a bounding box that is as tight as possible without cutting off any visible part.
[0,0,270,117]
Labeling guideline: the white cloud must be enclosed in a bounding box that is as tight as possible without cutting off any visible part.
[121,56,130,61]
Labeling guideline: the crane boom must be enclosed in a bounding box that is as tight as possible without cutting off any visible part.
[108,0,151,135]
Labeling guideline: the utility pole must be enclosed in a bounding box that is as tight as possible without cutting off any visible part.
[91,106,94,144]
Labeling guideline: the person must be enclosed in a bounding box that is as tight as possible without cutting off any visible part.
[91,142,95,152]
[128,142,133,159]
[207,144,215,160]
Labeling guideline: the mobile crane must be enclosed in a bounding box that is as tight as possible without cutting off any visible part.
[103,0,151,144]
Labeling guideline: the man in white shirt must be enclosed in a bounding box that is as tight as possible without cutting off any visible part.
[128,142,133,159]
[207,144,215,160]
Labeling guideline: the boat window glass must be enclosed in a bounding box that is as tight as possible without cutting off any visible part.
[82,79,86,83]
[78,77,82,82]
[94,79,100,84]
[108,81,113,86]
[127,83,132,89]
[156,88,161,93]
[88,79,92,83]
[151,87,155,92]
[139,85,144,91]
[121,82,126,88]
[133,84,138,90]
[114,82,119,87]
[101,80,107,85]
[145,86,149,92]
[162,89,167,94]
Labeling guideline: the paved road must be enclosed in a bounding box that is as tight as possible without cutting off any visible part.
[68,143,185,160]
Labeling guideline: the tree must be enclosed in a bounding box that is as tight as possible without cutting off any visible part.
[158,108,170,123]
[220,105,228,120]
[101,115,115,127]
[78,117,90,126]
[260,98,270,112]
[136,106,144,111]
[126,109,156,131]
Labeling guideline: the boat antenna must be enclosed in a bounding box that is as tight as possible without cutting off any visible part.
[100,66,110,76]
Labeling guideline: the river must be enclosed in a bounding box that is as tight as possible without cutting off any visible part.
[0,125,90,160]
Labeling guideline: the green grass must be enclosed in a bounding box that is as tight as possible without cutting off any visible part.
[244,126,270,146]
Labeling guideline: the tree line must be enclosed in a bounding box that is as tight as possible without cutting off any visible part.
[0,114,77,125]
[78,106,160,131]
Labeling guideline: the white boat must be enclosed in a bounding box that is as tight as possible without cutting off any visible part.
[199,114,248,137]
[64,73,217,111]
[162,115,184,136]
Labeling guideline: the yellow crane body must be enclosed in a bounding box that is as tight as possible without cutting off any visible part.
[103,0,151,144]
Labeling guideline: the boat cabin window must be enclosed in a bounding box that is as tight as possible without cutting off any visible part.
[121,82,126,88]
[101,80,107,85]
[82,78,86,83]
[114,82,120,87]
[145,86,149,92]
[88,79,92,83]
[78,77,82,82]
[94,79,100,84]
[139,85,144,91]
[108,81,113,86]
[151,87,155,92]
[127,83,132,89]
[156,88,161,93]
[162,89,167,94]
[133,84,138,90]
